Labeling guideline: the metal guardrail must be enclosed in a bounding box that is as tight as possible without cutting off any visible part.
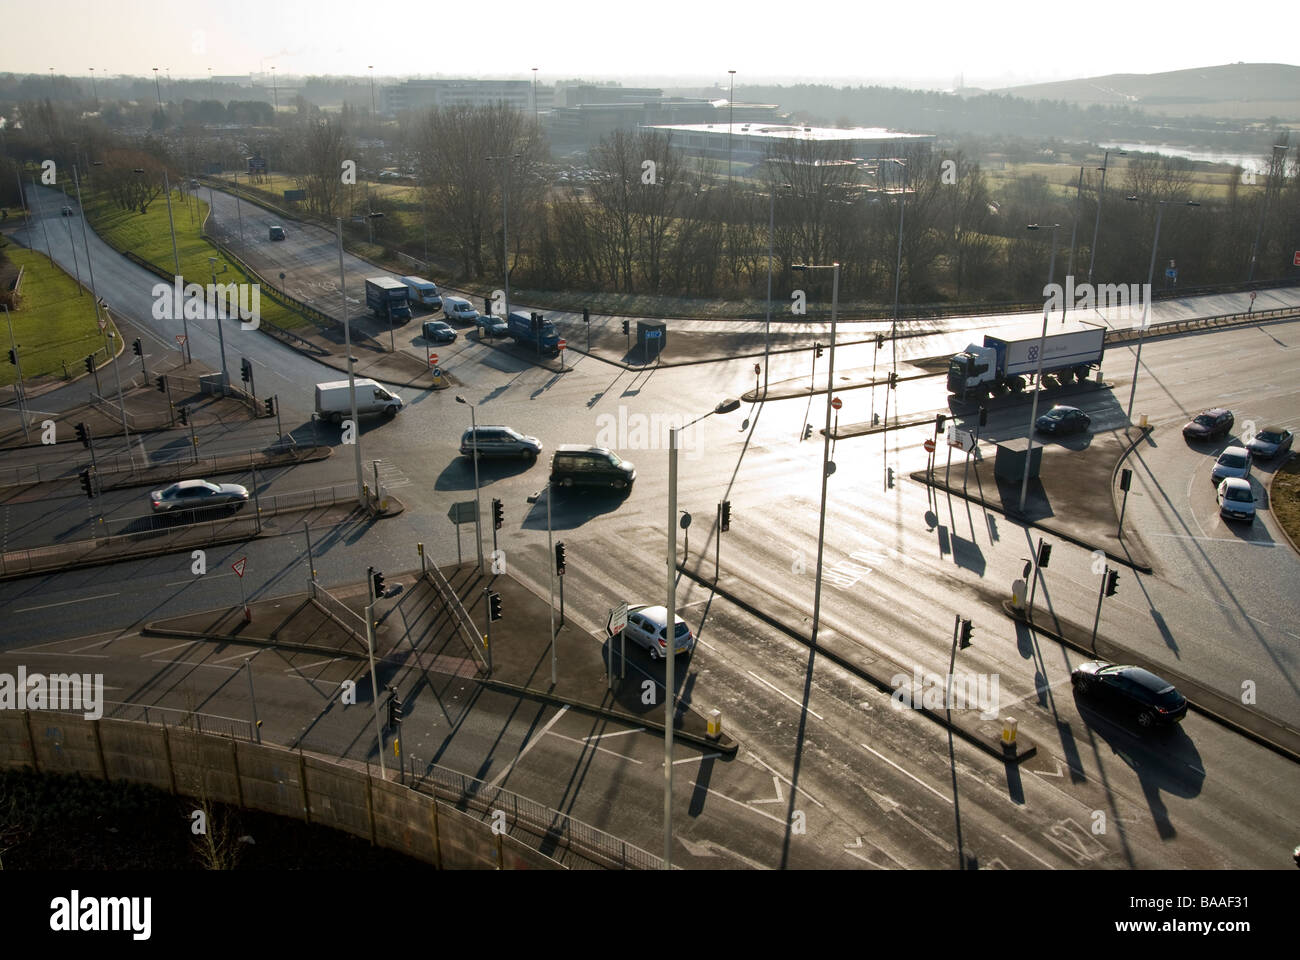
[308,578,369,646]
[1103,304,1300,344]
[422,568,490,675]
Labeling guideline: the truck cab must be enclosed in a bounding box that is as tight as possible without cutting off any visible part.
[507,309,560,355]
[399,276,442,311]
[364,277,413,324]
[947,345,993,401]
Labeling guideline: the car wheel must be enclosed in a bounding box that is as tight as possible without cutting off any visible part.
[1137,710,1155,728]
[524,451,537,463]
[384,406,397,419]
[1073,675,1090,693]
[648,645,659,660]
[561,477,573,488]
[1009,377,1025,393]
[330,412,343,425]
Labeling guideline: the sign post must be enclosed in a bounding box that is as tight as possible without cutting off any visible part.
[232,556,249,621]
[447,500,476,566]
[558,337,566,371]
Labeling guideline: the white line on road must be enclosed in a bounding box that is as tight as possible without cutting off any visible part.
[14,592,119,613]
[545,729,643,763]
[747,670,824,720]
[488,705,569,789]
[144,641,201,657]
[747,751,825,808]
[281,657,349,671]
[1143,532,1275,545]
[686,781,788,826]
[1000,833,1056,869]
[166,573,234,586]
[860,742,953,805]
[580,728,645,742]
[149,659,239,671]
[673,752,721,765]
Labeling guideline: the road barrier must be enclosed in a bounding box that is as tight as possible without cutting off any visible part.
[308,578,369,649]
[422,567,490,675]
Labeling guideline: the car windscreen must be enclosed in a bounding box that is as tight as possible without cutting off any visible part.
[1193,415,1215,426]
[606,451,622,466]
[674,622,689,639]
[1044,409,1067,419]
[1257,431,1283,443]
[1225,487,1253,502]
[1218,454,1246,469]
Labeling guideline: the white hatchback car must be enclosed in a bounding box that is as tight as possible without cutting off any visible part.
[621,605,694,660]
[1216,477,1255,522]
[1210,446,1252,484]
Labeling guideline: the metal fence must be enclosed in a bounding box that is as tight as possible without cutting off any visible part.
[422,568,490,675]
[308,579,368,646]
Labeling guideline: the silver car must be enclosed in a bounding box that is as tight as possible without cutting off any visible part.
[1246,426,1293,460]
[150,479,250,513]
[459,426,542,462]
[621,604,693,660]
[1210,446,1252,485]
[1216,477,1255,522]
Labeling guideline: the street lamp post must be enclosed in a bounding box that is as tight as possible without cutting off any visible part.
[89,67,97,107]
[727,70,736,187]
[887,159,906,376]
[1124,197,1200,421]
[152,67,162,113]
[1018,223,1060,514]
[207,256,230,384]
[368,66,375,116]
[232,172,245,247]
[486,154,521,322]
[665,397,740,869]
[336,218,366,506]
[791,262,840,645]
[1247,143,1289,283]
[161,169,191,363]
[1086,149,1124,286]
[532,67,539,126]
[455,396,485,573]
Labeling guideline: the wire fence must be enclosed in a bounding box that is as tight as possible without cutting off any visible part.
[308,578,368,646]
[422,567,490,675]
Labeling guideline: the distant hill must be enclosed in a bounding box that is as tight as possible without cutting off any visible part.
[999,63,1300,119]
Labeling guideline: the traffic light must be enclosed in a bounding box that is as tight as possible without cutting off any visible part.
[387,690,403,728]
[491,497,503,530]
[958,618,974,648]
[155,374,167,393]
[132,337,143,357]
[979,405,988,428]
[6,348,15,365]
[178,406,189,426]
[79,467,95,499]
[1104,569,1119,597]
[263,396,275,416]
[888,371,899,389]
[371,568,386,598]
[1120,468,1132,492]
[582,307,590,324]
[240,358,251,383]
[1036,541,1052,568]
[720,499,731,532]
[554,541,566,576]
[886,466,895,488]
[804,424,813,440]
[814,342,824,359]
[876,333,884,349]
[488,591,503,622]
[75,422,90,448]
[84,354,95,375]
[622,319,630,335]
[531,313,541,335]
[935,413,947,435]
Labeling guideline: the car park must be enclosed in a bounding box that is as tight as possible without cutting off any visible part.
[1210,446,1251,484]
[477,315,509,338]
[1182,407,1234,441]
[1071,660,1188,728]
[422,320,457,343]
[150,479,250,513]
[1246,426,1293,460]
[1034,404,1091,435]
[549,445,635,492]
[621,604,693,660]
[1216,477,1256,522]
[460,426,542,462]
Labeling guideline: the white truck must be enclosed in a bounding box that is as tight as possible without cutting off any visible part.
[314,379,403,423]
[947,329,1105,402]
[399,276,442,311]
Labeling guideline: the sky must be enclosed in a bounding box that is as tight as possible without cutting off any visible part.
[4,0,1296,90]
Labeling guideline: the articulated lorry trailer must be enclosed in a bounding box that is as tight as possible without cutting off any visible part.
[947,329,1104,402]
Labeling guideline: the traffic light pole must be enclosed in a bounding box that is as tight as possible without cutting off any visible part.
[364,599,387,778]
[1090,567,1108,646]
[4,307,30,441]
[1027,538,1043,622]
[715,502,721,582]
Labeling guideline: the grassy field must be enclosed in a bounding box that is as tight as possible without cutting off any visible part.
[82,185,315,332]
[1270,456,1300,552]
[0,241,114,389]
[988,158,1248,203]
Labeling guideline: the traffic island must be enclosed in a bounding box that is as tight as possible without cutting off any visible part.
[910,426,1154,573]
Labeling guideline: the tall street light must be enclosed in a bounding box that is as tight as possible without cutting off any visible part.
[207,256,230,385]
[271,66,278,111]
[1247,143,1289,282]
[884,158,907,376]
[152,67,162,113]
[455,396,485,573]
[486,153,521,321]
[532,67,539,126]
[1086,149,1124,286]
[1018,223,1060,514]
[368,66,375,116]
[1124,196,1200,422]
[665,397,740,868]
[791,262,840,645]
[89,67,97,107]
[335,218,366,506]
[727,70,736,187]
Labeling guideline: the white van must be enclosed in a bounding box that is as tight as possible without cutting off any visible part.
[443,296,479,324]
[314,379,403,423]
[399,276,442,311]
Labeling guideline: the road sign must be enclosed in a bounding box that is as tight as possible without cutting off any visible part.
[645,329,662,339]
[98,317,106,332]
[946,425,976,452]
[831,396,842,410]
[428,353,438,364]
[1250,292,1257,301]
[1294,250,1300,267]
[1165,268,1177,279]
[231,557,247,578]
[923,438,936,453]
[610,601,628,634]
[447,501,476,524]
[557,338,567,351]
[753,363,761,375]
[175,334,187,346]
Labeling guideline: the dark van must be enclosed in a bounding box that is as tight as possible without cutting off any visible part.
[550,444,635,492]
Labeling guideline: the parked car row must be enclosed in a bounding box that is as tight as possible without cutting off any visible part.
[1182,407,1293,524]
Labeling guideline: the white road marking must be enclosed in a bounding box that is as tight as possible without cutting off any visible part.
[842,846,890,869]
[580,728,645,742]
[144,641,201,657]
[149,659,239,670]
[1000,833,1057,869]
[14,592,118,613]
[673,752,721,765]
[545,729,643,763]
[686,781,788,826]
[860,742,952,805]
[487,705,569,788]
[747,751,825,807]
[282,657,349,671]
[1143,532,1275,545]
[747,670,824,720]
[166,573,234,586]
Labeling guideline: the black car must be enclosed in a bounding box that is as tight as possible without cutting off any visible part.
[422,320,457,343]
[1182,408,1234,441]
[1246,425,1293,460]
[1035,404,1091,435]
[1071,660,1188,728]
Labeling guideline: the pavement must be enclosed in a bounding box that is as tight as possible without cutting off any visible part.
[141,562,739,757]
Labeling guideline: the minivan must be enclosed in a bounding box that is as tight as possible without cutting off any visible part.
[549,445,635,492]
[269,224,285,241]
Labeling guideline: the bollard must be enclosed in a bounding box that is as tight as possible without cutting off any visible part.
[707,709,723,738]
[1139,413,1149,429]
[1001,716,1017,745]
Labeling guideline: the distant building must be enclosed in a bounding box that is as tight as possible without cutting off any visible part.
[381,78,554,115]
[643,122,935,163]
[548,97,782,151]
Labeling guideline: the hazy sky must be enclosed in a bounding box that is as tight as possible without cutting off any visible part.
[6,0,1295,89]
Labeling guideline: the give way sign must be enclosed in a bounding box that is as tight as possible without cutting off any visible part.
[232,557,247,578]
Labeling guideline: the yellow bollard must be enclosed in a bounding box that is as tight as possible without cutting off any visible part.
[707,709,723,737]
[1001,717,1018,744]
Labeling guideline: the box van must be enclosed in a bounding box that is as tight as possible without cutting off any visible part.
[314,379,403,423]
[550,444,635,492]
[443,296,479,324]
[269,225,285,241]
[400,276,442,311]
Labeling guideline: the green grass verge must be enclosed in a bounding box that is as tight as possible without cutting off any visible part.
[0,242,112,388]
[80,185,315,332]
[1270,456,1300,550]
